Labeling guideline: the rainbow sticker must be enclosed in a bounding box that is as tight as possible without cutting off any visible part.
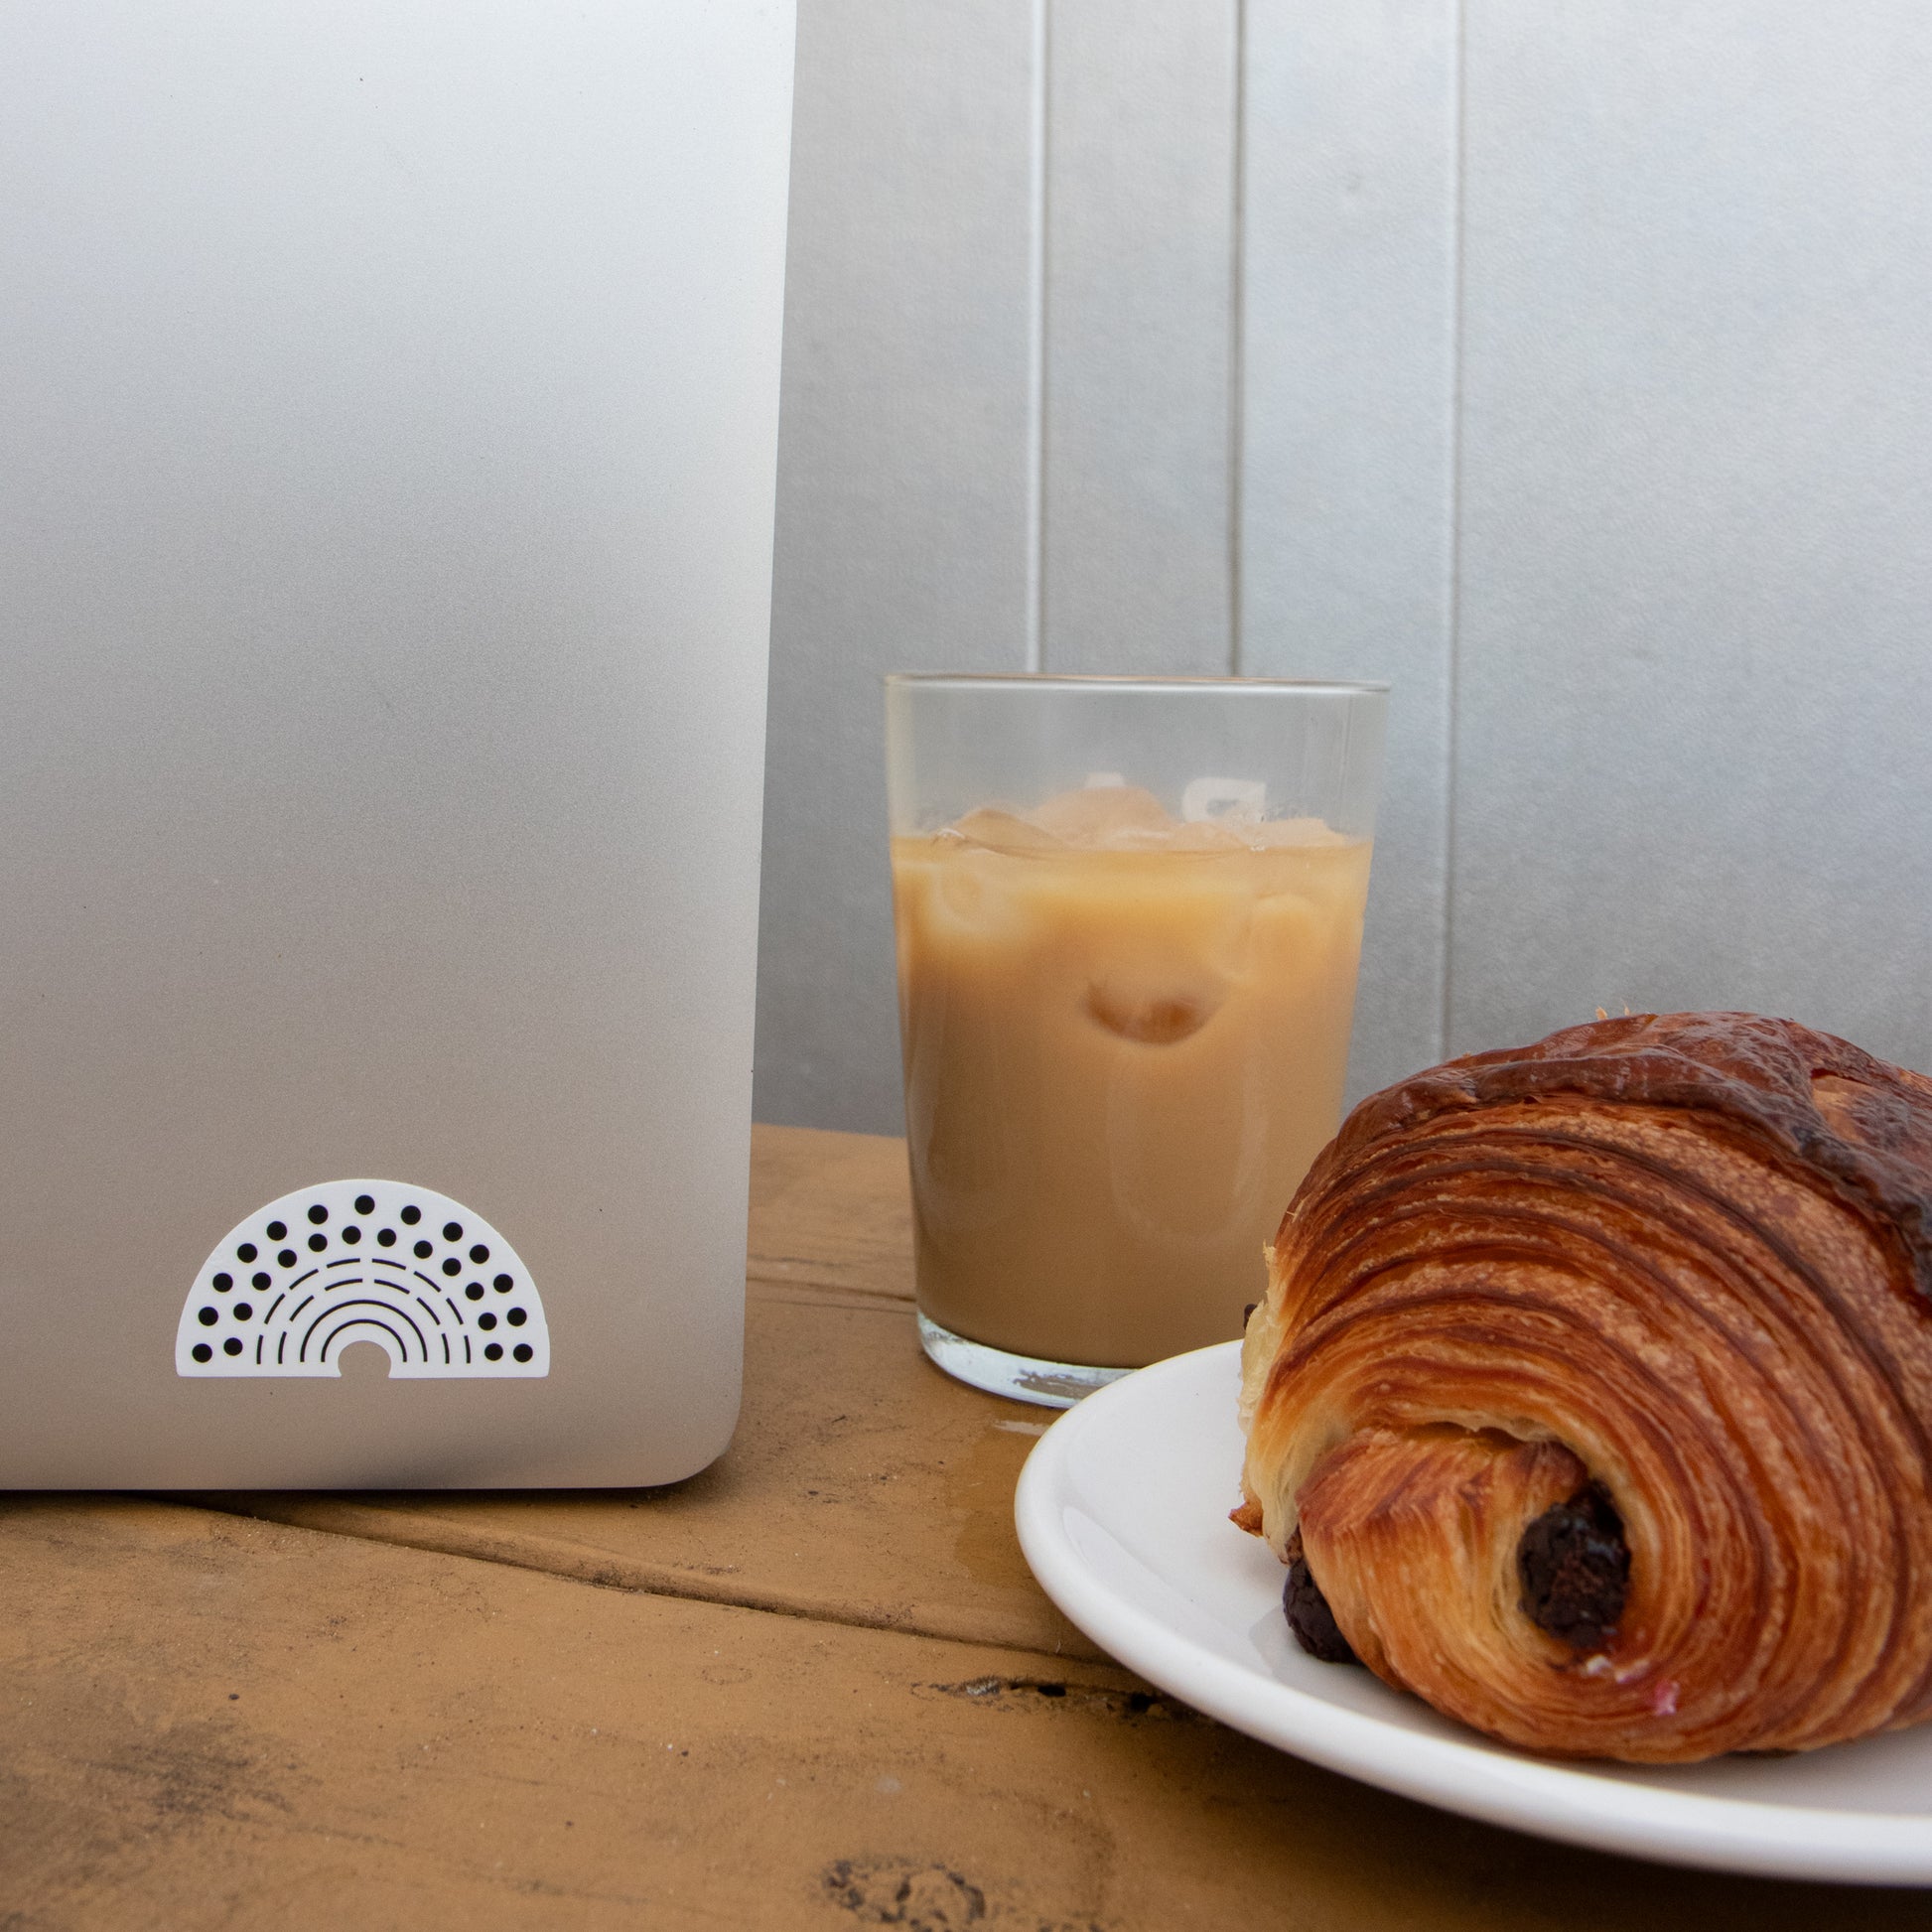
[176,1180,549,1378]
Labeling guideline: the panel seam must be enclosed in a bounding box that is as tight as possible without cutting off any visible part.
[1439,0,1468,1064]
[171,1496,1107,1667]
[1228,0,1248,675]
[1025,0,1050,673]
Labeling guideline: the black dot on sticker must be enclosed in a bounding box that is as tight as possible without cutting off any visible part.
[266,1221,287,1241]
[308,1202,328,1225]
[400,1204,421,1225]
[191,1343,212,1363]
[465,1283,484,1302]
[354,1194,375,1216]
[507,1307,527,1327]
[377,1228,396,1247]
[212,1272,232,1291]
[442,1257,462,1277]
[483,1342,503,1362]
[223,1337,243,1357]
[308,1232,327,1252]
[198,1307,218,1326]
[278,1250,297,1268]
[512,1344,532,1364]
[234,1303,253,1322]
[493,1274,512,1293]
[343,1226,360,1245]
[236,1243,257,1263]
[479,1311,498,1331]
[469,1244,489,1265]
[251,1272,270,1291]
[443,1222,463,1242]
[413,1240,433,1259]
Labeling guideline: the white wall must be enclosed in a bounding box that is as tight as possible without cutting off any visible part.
[756,0,1932,1134]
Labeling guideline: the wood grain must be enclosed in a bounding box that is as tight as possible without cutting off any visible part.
[745,1123,915,1302]
[5,1495,1921,1931]
[4,1125,1912,1922]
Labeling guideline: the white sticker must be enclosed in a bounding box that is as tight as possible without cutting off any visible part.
[176,1179,549,1378]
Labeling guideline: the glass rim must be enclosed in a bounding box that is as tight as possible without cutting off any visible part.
[883,671,1390,695]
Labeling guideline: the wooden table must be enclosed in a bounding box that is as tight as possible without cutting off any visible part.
[4,1127,1922,1929]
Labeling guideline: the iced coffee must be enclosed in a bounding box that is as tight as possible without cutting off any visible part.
[891,784,1373,1371]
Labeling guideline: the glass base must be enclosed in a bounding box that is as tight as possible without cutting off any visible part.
[916,1311,1132,1410]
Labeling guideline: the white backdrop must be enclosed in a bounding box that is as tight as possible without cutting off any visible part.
[755,0,1932,1134]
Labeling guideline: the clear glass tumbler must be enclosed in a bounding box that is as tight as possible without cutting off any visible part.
[884,674,1389,1406]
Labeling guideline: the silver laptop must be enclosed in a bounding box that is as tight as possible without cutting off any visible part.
[0,2,795,1486]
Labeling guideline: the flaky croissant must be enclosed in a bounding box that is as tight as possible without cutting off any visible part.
[1235,1012,1932,1762]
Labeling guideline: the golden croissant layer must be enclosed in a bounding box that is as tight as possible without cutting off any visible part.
[1236,1012,1932,1761]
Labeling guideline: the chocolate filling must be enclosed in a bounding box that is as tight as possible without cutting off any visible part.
[1283,1529,1358,1664]
[1517,1480,1630,1650]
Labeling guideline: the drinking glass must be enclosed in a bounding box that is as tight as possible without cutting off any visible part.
[884,674,1389,1405]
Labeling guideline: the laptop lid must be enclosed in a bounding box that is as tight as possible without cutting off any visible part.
[0,0,795,1485]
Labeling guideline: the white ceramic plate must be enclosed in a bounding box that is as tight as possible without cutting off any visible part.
[1015,1340,1932,1885]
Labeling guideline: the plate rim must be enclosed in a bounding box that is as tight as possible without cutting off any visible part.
[1014,1340,1932,1887]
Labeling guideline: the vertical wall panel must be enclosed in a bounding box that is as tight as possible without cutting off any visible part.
[1040,0,1238,673]
[1240,0,1460,1101]
[1451,2,1932,1071]
[754,0,1039,1132]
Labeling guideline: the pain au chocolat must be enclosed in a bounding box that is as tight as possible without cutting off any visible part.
[1234,1012,1932,1762]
